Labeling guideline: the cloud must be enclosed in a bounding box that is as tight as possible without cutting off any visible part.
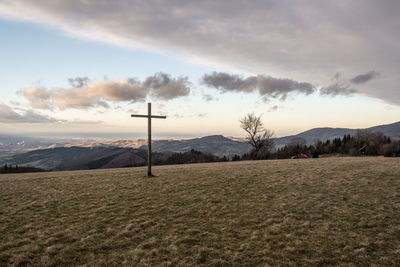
[20,80,144,110]
[0,1,399,104]
[68,77,90,88]
[268,105,279,112]
[0,103,58,123]
[202,72,257,93]
[320,84,357,96]
[202,94,214,102]
[20,73,190,110]
[144,72,190,100]
[257,75,314,100]
[203,71,366,99]
[173,113,183,118]
[67,119,104,125]
[350,71,380,84]
[202,72,315,100]
[0,103,106,126]
[19,87,52,109]
[320,73,357,96]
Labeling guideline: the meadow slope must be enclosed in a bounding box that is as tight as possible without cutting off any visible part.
[1,157,400,266]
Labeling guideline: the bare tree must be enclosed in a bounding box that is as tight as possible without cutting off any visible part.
[240,113,274,159]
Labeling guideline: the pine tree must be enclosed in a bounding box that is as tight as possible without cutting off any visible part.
[232,154,241,161]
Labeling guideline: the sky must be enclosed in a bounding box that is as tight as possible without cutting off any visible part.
[0,0,399,139]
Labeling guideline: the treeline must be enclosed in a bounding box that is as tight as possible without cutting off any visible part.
[276,131,400,159]
[235,130,400,160]
[1,164,46,174]
[158,149,228,165]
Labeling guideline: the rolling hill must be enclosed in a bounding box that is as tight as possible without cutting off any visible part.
[1,147,169,171]
[142,135,251,157]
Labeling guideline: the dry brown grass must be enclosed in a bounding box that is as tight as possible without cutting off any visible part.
[1,157,400,266]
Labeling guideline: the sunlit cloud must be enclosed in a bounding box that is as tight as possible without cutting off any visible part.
[19,73,190,110]
[0,103,58,123]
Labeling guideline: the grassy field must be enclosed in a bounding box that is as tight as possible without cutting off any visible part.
[1,157,400,266]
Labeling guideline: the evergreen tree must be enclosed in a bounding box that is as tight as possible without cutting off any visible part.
[232,154,241,161]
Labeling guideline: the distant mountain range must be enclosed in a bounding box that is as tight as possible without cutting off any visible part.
[147,121,400,153]
[274,121,400,147]
[0,136,246,170]
[1,121,399,171]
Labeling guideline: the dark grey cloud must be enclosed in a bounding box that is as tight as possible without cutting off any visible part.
[257,75,314,100]
[350,71,380,84]
[320,84,357,96]
[202,72,315,100]
[20,73,190,110]
[0,103,58,123]
[204,71,365,98]
[320,73,358,96]
[68,77,90,88]
[202,72,256,93]
[144,72,190,100]
[0,1,399,104]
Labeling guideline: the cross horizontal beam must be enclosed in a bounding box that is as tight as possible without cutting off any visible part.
[131,114,166,119]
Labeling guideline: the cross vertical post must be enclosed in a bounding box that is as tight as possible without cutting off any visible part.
[131,103,166,177]
[147,102,151,176]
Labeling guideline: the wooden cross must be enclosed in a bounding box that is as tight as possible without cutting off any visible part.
[131,103,166,176]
